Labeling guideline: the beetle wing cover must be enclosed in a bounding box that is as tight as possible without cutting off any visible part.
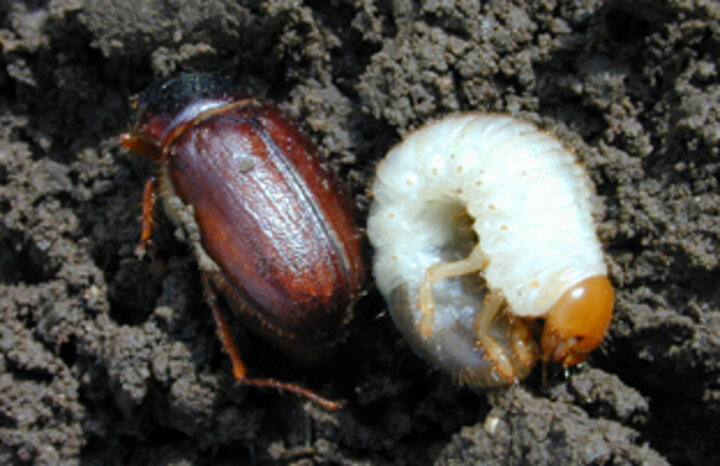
[165,106,363,337]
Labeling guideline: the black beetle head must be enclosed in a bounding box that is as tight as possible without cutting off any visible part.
[132,73,246,146]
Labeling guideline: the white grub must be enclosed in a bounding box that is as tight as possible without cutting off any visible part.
[367,113,611,387]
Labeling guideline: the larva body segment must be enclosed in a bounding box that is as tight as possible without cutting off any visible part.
[367,113,613,387]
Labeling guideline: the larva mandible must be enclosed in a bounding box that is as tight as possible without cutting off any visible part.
[367,113,614,387]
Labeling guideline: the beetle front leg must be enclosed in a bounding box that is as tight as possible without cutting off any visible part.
[136,176,157,257]
[201,274,345,410]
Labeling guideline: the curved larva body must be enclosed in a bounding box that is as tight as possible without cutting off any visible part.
[367,113,613,387]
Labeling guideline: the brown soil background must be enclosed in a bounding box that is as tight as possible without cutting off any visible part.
[1,0,719,464]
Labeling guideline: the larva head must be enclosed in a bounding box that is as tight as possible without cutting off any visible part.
[541,275,614,367]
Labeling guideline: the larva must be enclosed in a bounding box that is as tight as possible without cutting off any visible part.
[367,113,614,387]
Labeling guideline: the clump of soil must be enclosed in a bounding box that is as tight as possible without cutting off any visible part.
[1,0,718,464]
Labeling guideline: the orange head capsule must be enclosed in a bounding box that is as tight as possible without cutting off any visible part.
[541,275,614,367]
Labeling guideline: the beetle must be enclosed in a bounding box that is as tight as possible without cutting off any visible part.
[120,73,366,409]
[367,113,614,387]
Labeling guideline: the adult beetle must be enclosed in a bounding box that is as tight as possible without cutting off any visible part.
[120,74,366,409]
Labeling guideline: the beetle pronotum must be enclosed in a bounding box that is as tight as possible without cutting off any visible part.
[367,113,614,387]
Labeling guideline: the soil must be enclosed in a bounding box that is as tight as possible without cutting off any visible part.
[1,0,719,464]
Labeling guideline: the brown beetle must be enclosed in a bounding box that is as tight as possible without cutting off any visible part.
[120,74,366,409]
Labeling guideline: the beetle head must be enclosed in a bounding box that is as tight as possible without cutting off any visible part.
[121,73,245,158]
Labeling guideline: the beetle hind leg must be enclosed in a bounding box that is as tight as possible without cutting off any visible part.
[201,274,345,410]
[203,274,248,380]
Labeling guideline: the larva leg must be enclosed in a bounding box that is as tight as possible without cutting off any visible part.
[201,274,345,410]
[508,317,538,370]
[473,292,517,381]
[473,294,538,382]
[418,246,488,337]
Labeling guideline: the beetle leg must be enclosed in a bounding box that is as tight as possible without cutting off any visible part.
[201,275,345,410]
[120,131,163,161]
[136,176,157,257]
[203,275,248,380]
[418,245,488,337]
